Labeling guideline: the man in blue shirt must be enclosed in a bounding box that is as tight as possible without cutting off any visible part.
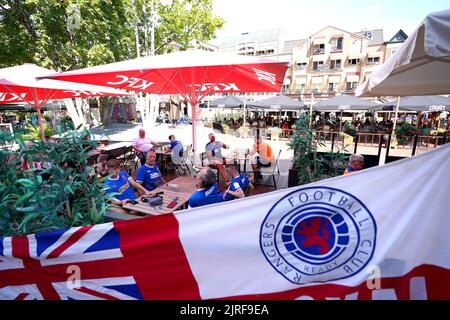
[219,165,245,202]
[104,159,149,208]
[188,168,220,208]
[239,172,254,191]
[136,150,166,191]
[165,134,184,158]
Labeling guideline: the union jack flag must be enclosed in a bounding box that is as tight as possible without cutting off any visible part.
[0,223,142,300]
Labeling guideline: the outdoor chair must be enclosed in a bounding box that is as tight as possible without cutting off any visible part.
[119,146,139,176]
[254,149,282,189]
[174,144,192,175]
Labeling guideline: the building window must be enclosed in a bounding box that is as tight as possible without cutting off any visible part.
[330,59,341,70]
[348,58,360,65]
[328,83,339,92]
[367,57,380,64]
[311,81,322,92]
[296,62,307,70]
[346,82,358,92]
[295,83,306,93]
[256,49,275,56]
[330,37,343,52]
[312,44,325,55]
[282,84,290,93]
[313,61,324,71]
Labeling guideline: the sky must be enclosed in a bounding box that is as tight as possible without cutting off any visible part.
[212,0,449,41]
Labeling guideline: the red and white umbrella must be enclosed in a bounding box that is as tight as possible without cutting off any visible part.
[44,50,288,159]
[0,64,130,140]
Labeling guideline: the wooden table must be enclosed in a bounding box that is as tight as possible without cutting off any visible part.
[89,142,132,158]
[122,176,198,216]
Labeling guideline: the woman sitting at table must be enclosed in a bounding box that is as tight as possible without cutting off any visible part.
[136,150,166,191]
[103,159,150,211]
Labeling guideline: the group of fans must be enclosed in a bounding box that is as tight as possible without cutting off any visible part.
[101,128,273,214]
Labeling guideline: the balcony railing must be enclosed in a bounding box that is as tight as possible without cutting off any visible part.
[313,48,325,55]
[330,47,343,53]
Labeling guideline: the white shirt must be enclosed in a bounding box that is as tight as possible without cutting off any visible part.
[132,137,154,153]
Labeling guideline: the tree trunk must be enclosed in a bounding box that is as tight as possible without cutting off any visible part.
[143,0,149,56]
[132,0,141,58]
[99,97,115,126]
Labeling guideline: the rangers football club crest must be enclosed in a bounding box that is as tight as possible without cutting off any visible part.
[260,187,377,284]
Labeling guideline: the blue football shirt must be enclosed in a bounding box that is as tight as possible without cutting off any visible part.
[104,171,137,201]
[188,183,219,208]
[219,176,242,202]
[136,164,164,191]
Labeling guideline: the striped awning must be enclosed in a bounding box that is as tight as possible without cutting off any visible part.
[295,77,307,84]
[328,76,341,83]
[346,75,360,82]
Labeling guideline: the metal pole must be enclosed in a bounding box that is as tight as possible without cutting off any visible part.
[36,107,45,141]
[377,134,383,160]
[353,133,358,154]
[191,102,198,165]
[392,96,400,133]
[385,133,392,163]
[331,132,335,153]
[412,134,418,156]
[243,100,246,127]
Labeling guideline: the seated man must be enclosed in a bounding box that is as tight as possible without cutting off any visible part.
[205,133,230,182]
[132,128,159,165]
[136,150,165,191]
[165,134,184,164]
[188,168,219,208]
[343,154,364,175]
[103,159,150,211]
[249,135,275,179]
[219,165,245,202]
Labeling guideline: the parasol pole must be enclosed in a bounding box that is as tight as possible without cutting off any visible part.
[243,99,246,127]
[36,107,45,141]
[31,89,45,141]
[191,101,199,165]
[392,96,400,133]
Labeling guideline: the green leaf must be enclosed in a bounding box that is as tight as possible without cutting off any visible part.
[15,206,38,212]
[16,191,35,205]
[17,179,35,188]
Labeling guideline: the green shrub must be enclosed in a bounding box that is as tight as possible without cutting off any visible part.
[0,130,114,236]
[396,123,420,144]
[288,113,348,185]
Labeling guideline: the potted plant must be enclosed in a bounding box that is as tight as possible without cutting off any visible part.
[288,113,349,187]
[0,130,114,237]
[395,122,420,145]
[287,113,324,187]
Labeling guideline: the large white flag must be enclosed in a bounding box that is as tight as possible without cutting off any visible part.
[177,143,450,299]
[1,144,449,300]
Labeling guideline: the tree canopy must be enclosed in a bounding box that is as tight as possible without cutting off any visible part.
[0,0,224,70]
